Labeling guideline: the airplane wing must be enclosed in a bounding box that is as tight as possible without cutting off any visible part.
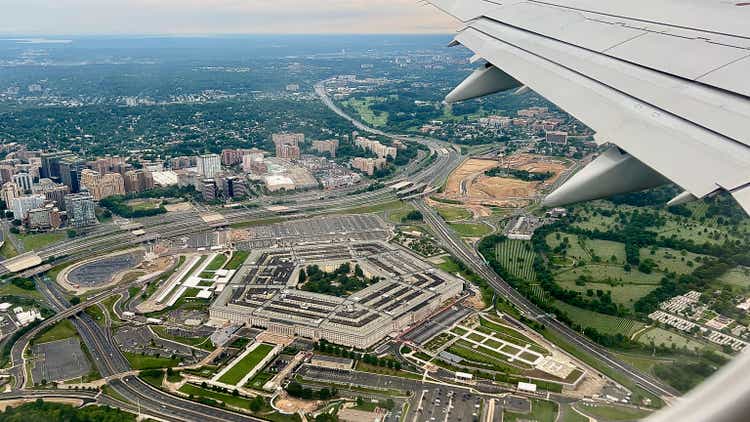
[427,0,750,214]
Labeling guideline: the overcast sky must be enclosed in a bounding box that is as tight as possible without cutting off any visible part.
[0,0,459,35]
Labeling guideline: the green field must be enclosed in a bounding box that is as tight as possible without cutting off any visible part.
[496,239,536,282]
[561,404,589,422]
[574,403,653,421]
[449,222,493,237]
[639,247,703,275]
[436,206,472,222]
[586,239,627,263]
[0,239,18,258]
[0,281,43,300]
[555,264,663,285]
[179,383,254,409]
[717,266,750,289]
[386,202,417,224]
[342,97,388,127]
[636,327,710,352]
[124,352,181,370]
[225,251,250,270]
[553,301,644,336]
[205,254,228,271]
[18,232,66,251]
[218,343,275,385]
[504,399,558,422]
[33,320,78,344]
[556,279,657,310]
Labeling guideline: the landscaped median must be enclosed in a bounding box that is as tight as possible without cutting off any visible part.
[213,342,279,386]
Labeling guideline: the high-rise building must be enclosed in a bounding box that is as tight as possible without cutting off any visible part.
[546,131,569,145]
[0,165,15,184]
[351,157,387,176]
[201,179,218,202]
[80,169,126,200]
[276,144,301,160]
[220,176,248,198]
[273,133,304,160]
[170,156,196,170]
[354,137,397,159]
[12,172,33,193]
[312,140,339,158]
[39,184,70,210]
[1,182,20,206]
[58,156,87,193]
[11,195,45,221]
[40,151,75,181]
[123,169,155,194]
[197,154,221,178]
[65,191,97,228]
[28,205,61,231]
[242,153,266,174]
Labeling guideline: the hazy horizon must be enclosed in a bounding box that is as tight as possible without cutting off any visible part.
[0,0,458,36]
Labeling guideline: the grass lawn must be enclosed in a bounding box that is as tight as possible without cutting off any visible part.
[225,251,250,270]
[557,280,657,310]
[387,203,418,224]
[342,97,388,127]
[339,200,407,216]
[124,352,181,370]
[553,301,644,337]
[719,266,750,289]
[635,327,710,353]
[574,403,653,421]
[246,371,274,389]
[448,222,493,237]
[18,231,66,251]
[84,305,106,326]
[0,239,18,259]
[0,281,43,300]
[504,398,558,422]
[436,206,472,222]
[613,352,681,376]
[33,319,78,344]
[179,383,253,409]
[555,264,663,285]
[205,254,228,271]
[561,404,589,422]
[218,343,275,385]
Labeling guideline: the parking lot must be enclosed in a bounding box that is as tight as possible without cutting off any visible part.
[406,386,483,422]
[31,337,92,382]
[68,250,144,287]
[238,215,390,248]
[114,325,207,363]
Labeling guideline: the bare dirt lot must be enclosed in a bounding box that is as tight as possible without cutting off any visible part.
[439,154,572,211]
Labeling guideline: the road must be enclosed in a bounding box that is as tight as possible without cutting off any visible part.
[411,199,679,400]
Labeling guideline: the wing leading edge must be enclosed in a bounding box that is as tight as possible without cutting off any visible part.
[428,0,750,214]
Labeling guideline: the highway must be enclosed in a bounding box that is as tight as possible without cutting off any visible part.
[411,199,679,400]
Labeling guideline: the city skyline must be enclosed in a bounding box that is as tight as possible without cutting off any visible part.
[0,0,458,35]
